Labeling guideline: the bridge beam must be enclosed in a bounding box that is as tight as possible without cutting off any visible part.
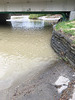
[69,11,75,20]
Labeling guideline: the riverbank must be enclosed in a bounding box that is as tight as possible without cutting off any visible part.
[0,59,75,100]
[51,20,75,100]
[51,20,75,66]
[55,20,75,44]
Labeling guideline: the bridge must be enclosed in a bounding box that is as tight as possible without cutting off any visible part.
[0,0,75,23]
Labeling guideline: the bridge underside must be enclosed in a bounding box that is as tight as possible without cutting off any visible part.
[0,11,74,24]
[0,0,75,23]
[0,0,75,12]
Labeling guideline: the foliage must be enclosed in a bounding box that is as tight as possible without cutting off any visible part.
[29,14,46,19]
[55,20,75,36]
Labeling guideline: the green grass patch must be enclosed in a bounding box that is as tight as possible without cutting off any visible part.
[64,30,75,36]
[72,40,75,44]
[29,14,46,19]
[55,20,75,36]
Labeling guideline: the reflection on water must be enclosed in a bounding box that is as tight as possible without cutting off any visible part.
[0,16,58,90]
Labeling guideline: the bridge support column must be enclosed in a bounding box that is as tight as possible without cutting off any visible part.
[69,11,75,20]
[0,14,9,24]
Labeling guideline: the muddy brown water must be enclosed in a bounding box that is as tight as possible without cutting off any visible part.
[0,16,58,90]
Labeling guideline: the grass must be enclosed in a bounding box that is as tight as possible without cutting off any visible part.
[55,20,75,43]
[56,20,75,36]
[72,40,75,44]
[29,14,46,19]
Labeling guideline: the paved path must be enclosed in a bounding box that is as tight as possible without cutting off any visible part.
[0,60,75,100]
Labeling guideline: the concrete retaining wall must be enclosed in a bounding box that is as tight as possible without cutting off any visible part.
[51,29,75,66]
[69,11,75,20]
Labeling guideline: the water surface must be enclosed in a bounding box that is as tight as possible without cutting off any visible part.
[0,16,58,90]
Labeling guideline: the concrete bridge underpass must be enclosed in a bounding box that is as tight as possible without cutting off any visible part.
[0,0,75,23]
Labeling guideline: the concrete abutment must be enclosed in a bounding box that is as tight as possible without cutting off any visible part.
[69,11,75,20]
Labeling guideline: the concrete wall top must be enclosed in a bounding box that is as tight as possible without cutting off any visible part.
[0,0,75,12]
